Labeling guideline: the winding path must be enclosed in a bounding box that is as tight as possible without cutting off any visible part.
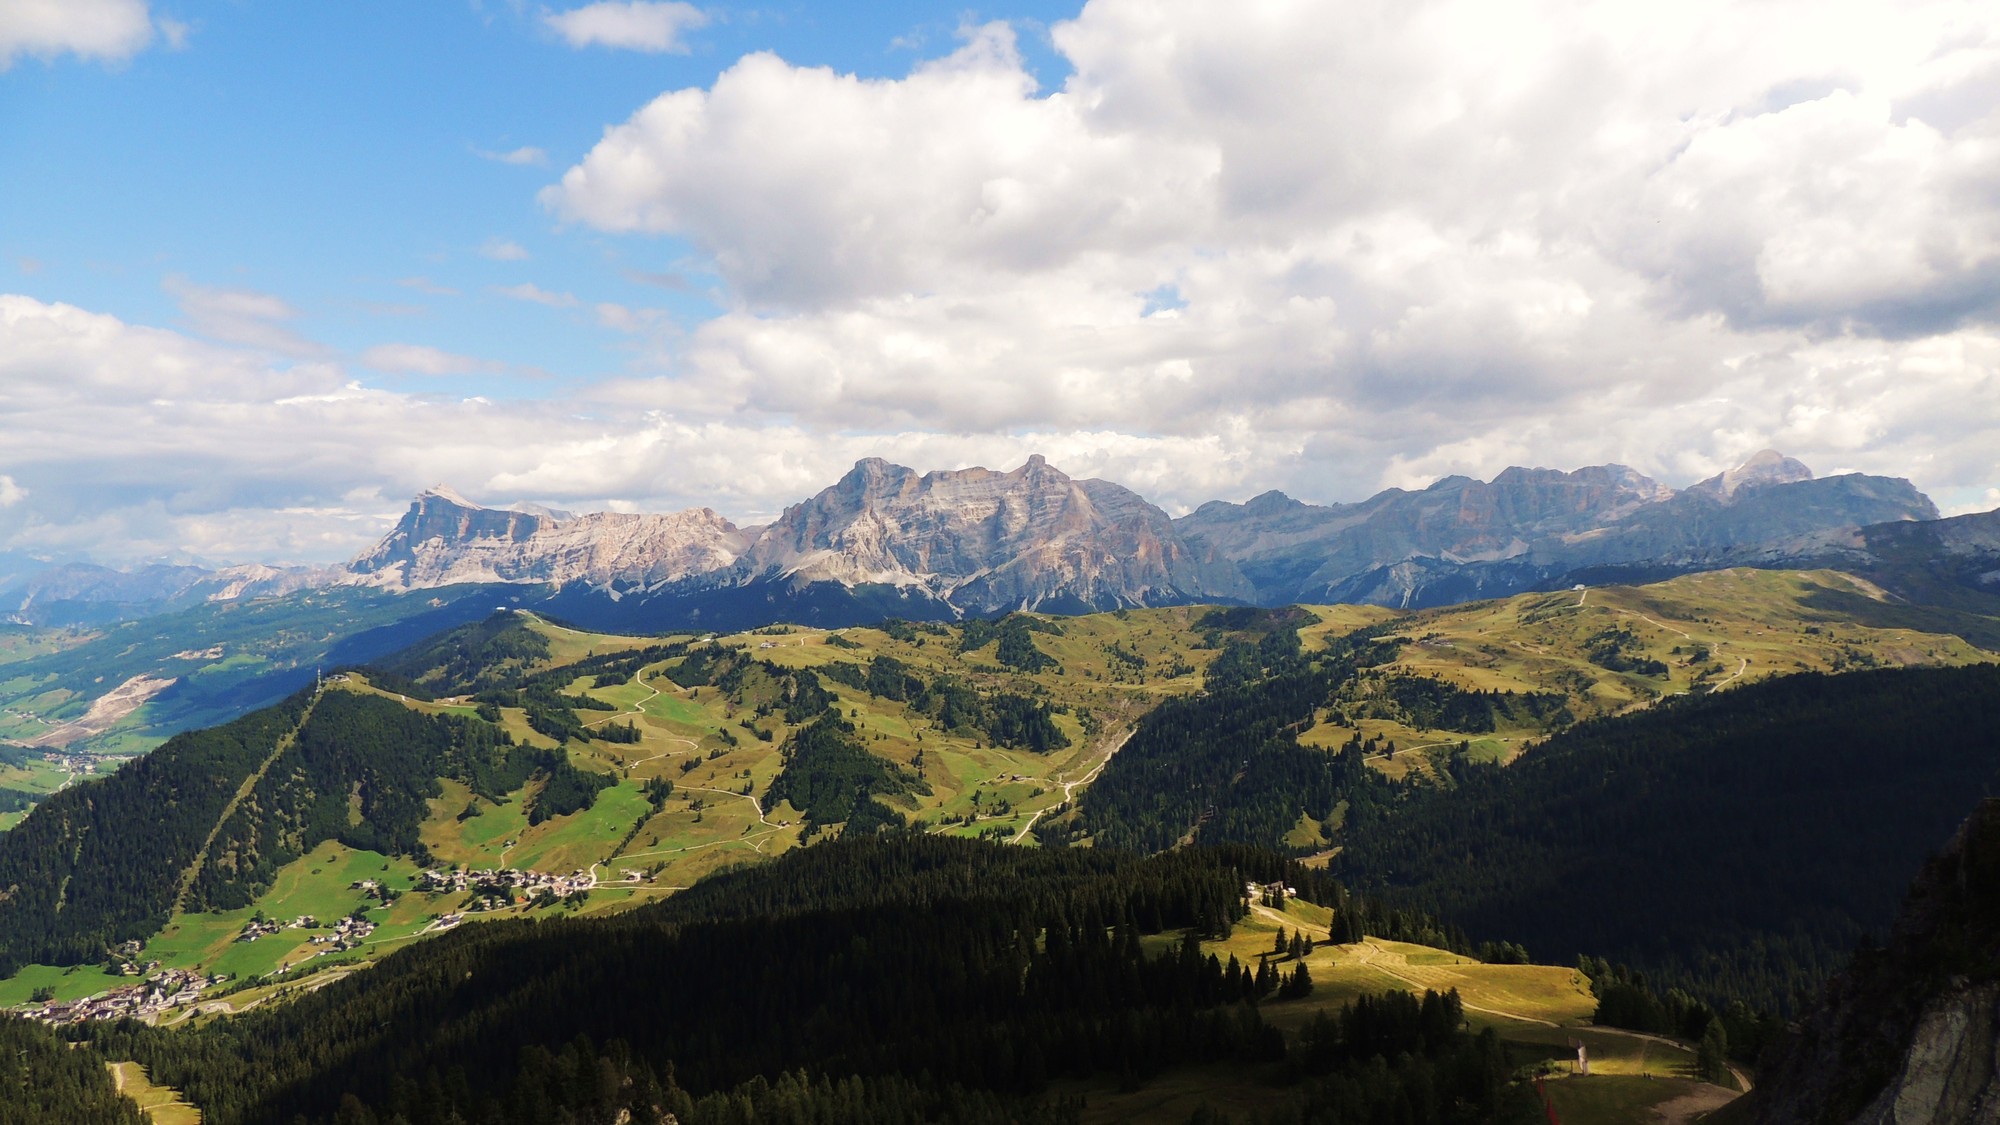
[1009,728,1133,844]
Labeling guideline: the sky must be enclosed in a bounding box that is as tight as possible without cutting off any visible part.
[1,0,1996,566]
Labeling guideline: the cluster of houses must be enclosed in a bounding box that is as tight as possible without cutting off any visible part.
[306,914,378,952]
[1247,881,1300,901]
[22,967,222,1026]
[415,866,598,899]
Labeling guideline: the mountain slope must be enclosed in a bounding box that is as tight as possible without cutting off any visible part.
[1750,798,2000,1123]
[1176,451,1938,608]
[735,454,1252,611]
[1335,664,2000,1012]
[347,485,754,591]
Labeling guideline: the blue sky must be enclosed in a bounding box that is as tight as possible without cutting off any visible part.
[3,2,1077,397]
[1,0,1996,564]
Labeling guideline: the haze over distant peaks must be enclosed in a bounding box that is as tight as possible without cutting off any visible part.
[333,450,1938,620]
[0,451,1956,627]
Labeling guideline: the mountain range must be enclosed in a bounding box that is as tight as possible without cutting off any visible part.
[0,450,1967,630]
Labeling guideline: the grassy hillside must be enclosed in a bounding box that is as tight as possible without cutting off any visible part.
[3,568,1993,1031]
[1337,663,2000,1012]
[1294,568,1994,780]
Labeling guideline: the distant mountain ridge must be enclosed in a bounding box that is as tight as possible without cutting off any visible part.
[2,451,1961,628]
[1175,449,1939,608]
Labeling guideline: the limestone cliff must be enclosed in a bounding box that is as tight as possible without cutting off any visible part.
[1753,800,2000,1124]
[737,455,1253,612]
[346,487,754,592]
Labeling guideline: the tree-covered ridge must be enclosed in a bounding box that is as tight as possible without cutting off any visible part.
[764,714,926,832]
[185,691,535,911]
[362,610,553,696]
[817,653,1072,752]
[1041,625,1404,853]
[0,694,310,974]
[92,835,1535,1125]
[0,680,616,975]
[1336,663,2000,1012]
[0,1016,146,1124]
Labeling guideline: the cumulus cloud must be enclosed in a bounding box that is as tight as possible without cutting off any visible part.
[164,276,329,358]
[0,0,154,69]
[359,344,507,376]
[539,0,2000,507]
[476,145,548,166]
[495,282,579,308]
[9,0,2000,566]
[0,476,25,508]
[479,237,531,261]
[542,2,706,54]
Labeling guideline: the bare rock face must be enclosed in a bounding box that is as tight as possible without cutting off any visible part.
[340,460,1252,614]
[1851,982,2000,1125]
[738,455,1254,612]
[1753,800,2000,1125]
[347,487,753,592]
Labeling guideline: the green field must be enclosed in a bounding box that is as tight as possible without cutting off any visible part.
[108,1060,202,1124]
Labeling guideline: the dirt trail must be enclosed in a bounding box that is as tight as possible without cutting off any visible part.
[172,692,321,914]
[1010,727,1133,844]
[587,666,664,728]
[1651,1083,1740,1123]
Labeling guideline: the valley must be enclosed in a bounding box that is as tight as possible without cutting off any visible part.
[0,560,1993,1124]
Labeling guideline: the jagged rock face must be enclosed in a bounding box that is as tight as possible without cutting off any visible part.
[739,455,1254,612]
[1753,800,2000,1124]
[1176,453,1937,606]
[330,451,1948,616]
[347,488,753,592]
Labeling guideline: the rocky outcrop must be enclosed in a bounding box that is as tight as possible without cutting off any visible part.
[1753,800,2000,1124]
[346,487,755,592]
[344,459,1252,616]
[738,455,1252,612]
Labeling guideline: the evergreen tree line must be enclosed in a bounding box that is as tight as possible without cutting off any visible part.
[0,692,311,973]
[764,714,927,832]
[1044,625,1403,854]
[0,1016,146,1125]
[819,653,1071,753]
[1334,664,2000,1013]
[957,613,1065,673]
[88,835,1533,1125]
[186,691,543,911]
[0,686,603,973]
[1340,674,1570,735]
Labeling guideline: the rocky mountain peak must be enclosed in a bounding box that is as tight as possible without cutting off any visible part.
[416,483,481,509]
[1692,450,1815,501]
[743,455,1251,610]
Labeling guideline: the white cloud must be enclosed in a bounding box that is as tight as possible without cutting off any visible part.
[495,282,579,308]
[543,2,707,54]
[476,145,549,166]
[479,237,531,261]
[0,476,25,508]
[539,0,2000,509]
[359,344,506,376]
[164,276,328,358]
[0,0,154,69]
[8,0,2000,567]
[397,276,460,297]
